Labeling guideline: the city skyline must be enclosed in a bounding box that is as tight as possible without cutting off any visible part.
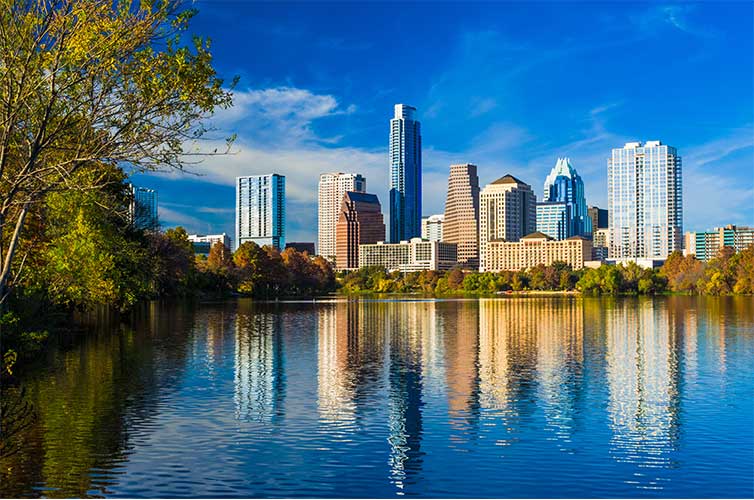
[130,2,753,241]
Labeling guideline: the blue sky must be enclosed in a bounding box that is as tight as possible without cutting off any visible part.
[135,1,754,242]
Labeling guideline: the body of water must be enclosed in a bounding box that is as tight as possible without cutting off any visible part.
[1,296,753,498]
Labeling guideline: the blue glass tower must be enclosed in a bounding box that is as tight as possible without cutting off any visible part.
[540,158,591,239]
[389,104,421,243]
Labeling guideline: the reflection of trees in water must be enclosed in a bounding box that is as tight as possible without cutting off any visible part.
[0,386,36,459]
[0,302,196,498]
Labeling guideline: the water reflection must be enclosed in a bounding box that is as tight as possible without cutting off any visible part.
[605,299,681,490]
[234,306,286,423]
[1,297,752,498]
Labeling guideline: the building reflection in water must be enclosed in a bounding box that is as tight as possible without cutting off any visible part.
[605,299,681,490]
[441,301,480,443]
[534,299,584,450]
[478,299,542,446]
[234,308,286,423]
[386,301,429,495]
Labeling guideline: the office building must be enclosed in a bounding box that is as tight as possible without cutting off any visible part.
[540,157,591,238]
[285,242,316,255]
[588,206,608,235]
[188,233,232,254]
[479,175,536,271]
[129,184,158,231]
[608,141,682,259]
[389,104,422,243]
[443,163,480,269]
[318,172,366,260]
[685,225,754,261]
[235,174,285,251]
[485,232,593,272]
[421,214,444,242]
[358,238,457,272]
[335,191,385,270]
[593,228,610,260]
[536,202,569,241]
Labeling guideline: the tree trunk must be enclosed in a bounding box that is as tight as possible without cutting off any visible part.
[0,201,30,305]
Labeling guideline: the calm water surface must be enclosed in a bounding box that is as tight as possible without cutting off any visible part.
[1,297,753,498]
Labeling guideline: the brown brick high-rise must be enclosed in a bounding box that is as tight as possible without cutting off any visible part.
[443,164,480,269]
[335,192,385,270]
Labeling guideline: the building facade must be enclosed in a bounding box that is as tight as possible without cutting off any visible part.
[608,141,682,259]
[685,225,754,261]
[389,104,422,243]
[358,238,457,272]
[318,172,366,260]
[479,175,536,271]
[188,233,232,254]
[588,206,608,235]
[335,191,385,270]
[235,174,285,251]
[485,232,593,272]
[593,227,610,260]
[443,163,480,269]
[421,214,444,241]
[129,185,158,231]
[536,202,569,240]
[540,157,591,238]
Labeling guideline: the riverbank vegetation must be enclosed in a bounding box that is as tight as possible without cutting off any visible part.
[337,246,754,297]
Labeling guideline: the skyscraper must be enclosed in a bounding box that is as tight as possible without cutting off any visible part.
[608,141,682,259]
[235,174,285,251]
[421,214,444,242]
[536,202,569,241]
[588,206,608,235]
[479,175,536,271]
[335,191,385,270]
[318,172,366,260]
[129,184,158,231]
[389,104,422,243]
[443,163,480,269]
[538,157,591,239]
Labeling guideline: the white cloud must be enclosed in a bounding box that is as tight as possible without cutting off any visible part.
[158,206,210,233]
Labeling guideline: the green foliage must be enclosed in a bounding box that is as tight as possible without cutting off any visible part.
[20,166,150,310]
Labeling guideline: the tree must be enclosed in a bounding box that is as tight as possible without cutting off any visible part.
[733,244,754,294]
[233,242,271,296]
[147,227,196,296]
[21,165,149,309]
[207,242,233,272]
[0,0,234,303]
[447,268,465,290]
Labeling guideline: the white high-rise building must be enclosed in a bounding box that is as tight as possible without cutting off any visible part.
[479,175,537,271]
[318,172,366,260]
[421,214,444,241]
[608,141,682,260]
[235,174,285,251]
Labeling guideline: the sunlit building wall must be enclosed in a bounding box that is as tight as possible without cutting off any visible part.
[235,174,285,251]
[608,141,682,259]
[318,172,367,261]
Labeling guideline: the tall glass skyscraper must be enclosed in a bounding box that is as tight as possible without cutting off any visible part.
[608,141,682,259]
[389,104,422,243]
[537,157,591,240]
[129,184,158,231]
[235,174,286,251]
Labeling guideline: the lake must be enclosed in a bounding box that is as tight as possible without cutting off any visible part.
[1,296,753,498]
